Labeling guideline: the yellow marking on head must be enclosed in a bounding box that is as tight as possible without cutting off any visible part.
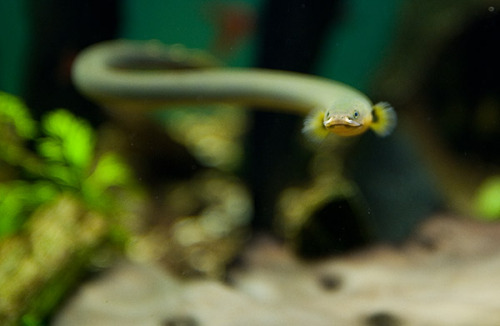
[370,102,397,137]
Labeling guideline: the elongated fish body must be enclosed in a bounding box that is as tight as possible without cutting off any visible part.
[71,40,396,141]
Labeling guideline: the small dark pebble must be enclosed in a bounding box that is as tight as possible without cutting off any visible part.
[365,311,402,326]
[318,273,342,291]
[414,234,438,251]
[162,315,199,326]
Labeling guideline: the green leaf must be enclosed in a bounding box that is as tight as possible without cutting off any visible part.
[88,153,132,189]
[21,314,43,326]
[475,175,500,220]
[0,183,25,237]
[0,92,36,139]
[37,138,64,163]
[40,109,95,169]
[0,181,58,238]
[42,164,79,188]
[81,153,133,210]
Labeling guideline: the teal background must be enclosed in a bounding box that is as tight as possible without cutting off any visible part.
[0,1,31,95]
[0,0,403,96]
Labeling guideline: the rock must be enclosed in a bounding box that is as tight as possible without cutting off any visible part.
[53,215,500,326]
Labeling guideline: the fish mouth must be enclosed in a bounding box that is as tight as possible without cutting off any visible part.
[324,117,362,129]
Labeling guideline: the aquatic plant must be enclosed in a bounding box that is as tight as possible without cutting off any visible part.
[0,91,141,325]
[475,176,500,220]
[0,92,133,238]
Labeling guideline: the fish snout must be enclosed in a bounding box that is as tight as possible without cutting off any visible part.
[324,116,361,129]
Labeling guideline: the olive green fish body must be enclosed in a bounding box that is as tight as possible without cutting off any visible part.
[71,40,396,140]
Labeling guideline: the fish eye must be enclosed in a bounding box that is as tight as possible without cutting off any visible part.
[353,110,359,119]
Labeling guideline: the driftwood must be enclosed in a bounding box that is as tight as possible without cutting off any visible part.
[53,215,500,326]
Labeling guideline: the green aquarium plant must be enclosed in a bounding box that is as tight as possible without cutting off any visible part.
[0,91,140,325]
[475,175,500,220]
[0,92,134,239]
[37,109,134,212]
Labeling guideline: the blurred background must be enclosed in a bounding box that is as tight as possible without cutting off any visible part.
[1,0,500,324]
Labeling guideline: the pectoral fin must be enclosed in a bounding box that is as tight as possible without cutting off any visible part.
[370,102,397,137]
[302,110,329,142]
